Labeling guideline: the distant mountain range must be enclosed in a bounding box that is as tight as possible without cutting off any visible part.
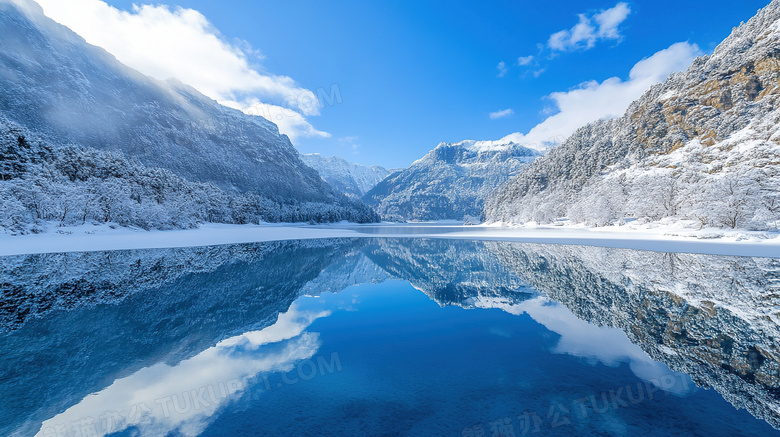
[364,2,780,230]
[485,0,780,231]
[0,0,377,232]
[300,154,392,198]
[363,140,539,221]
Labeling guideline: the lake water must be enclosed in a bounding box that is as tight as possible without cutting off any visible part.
[1,238,780,436]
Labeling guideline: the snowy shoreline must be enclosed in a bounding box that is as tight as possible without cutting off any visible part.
[1,222,779,258]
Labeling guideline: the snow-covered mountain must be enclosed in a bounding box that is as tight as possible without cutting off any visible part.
[300,154,391,198]
[363,140,540,221]
[485,1,780,230]
[0,0,377,226]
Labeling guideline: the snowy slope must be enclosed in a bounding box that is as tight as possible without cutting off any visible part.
[0,0,373,217]
[485,1,780,231]
[301,154,391,198]
[0,114,379,234]
[363,140,540,221]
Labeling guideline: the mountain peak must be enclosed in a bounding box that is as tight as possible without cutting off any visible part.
[301,153,391,198]
[365,139,541,221]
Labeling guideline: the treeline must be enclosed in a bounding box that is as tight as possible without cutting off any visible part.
[0,120,378,234]
[485,138,780,231]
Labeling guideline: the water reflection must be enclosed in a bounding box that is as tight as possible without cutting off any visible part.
[486,242,780,429]
[482,296,693,395]
[37,305,327,437]
[1,238,778,435]
[0,239,361,436]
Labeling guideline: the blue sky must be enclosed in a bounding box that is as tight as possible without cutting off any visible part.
[40,0,770,168]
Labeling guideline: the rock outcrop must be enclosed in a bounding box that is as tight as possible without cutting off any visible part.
[486,1,780,230]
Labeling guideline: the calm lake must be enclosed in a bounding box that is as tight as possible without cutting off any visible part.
[1,238,779,436]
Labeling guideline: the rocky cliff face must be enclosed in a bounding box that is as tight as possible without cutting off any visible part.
[486,1,780,230]
[364,141,539,221]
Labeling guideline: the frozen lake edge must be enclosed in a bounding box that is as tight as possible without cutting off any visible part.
[1,222,779,258]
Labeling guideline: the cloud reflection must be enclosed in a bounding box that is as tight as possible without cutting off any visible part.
[33,305,329,437]
[471,296,694,395]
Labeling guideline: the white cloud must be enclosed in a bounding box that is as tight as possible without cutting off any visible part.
[242,102,330,140]
[516,55,534,66]
[336,136,361,154]
[594,2,632,39]
[493,42,702,151]
[489,108,514,120]
[547,2,631,52]
[32,0,328,140]
[511,3,630,79]
[496,61,508,77]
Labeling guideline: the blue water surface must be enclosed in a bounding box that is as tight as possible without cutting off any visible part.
[197,280,775,437]
[1,238,778,437]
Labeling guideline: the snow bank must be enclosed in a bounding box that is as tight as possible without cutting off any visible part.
[1,222,779,258]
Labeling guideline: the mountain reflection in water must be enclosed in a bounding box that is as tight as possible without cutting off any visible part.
[1,238,778,436]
